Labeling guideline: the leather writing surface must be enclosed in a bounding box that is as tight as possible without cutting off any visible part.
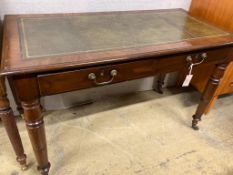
[18,10,228,59]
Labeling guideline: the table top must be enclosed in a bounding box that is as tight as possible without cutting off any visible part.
[1,9,233,75]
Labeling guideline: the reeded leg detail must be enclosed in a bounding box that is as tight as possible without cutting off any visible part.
[22,100,50,175]
[192,63,228,130]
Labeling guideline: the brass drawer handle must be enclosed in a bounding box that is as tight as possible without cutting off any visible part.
[230,82,233,87]
[201,52,208,59]
[186,52,208,64]
[88,70,118,86]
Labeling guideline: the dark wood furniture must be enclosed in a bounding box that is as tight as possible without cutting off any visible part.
[154,73,167,94]
[1,9,233,175]
[0,20,27,170]
[0,77,27,170]
[177,0,233,114]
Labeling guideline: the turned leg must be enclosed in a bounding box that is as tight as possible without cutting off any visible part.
[22,100,50,175]
[154,73,166,94]
[0,77,27,169]
[204,96,218,115]
[192,63,228,130]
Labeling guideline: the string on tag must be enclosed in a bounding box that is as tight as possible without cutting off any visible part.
[182,53,207,87]
[189,64,193,75]
[188,54,206,75]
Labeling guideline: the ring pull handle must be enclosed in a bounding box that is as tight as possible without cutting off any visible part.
[200,52,207,60]
[186,52,207,65]
[88,69,118,86]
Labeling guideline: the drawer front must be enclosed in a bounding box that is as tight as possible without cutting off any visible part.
[38,60,155,96]
[38,47,230,96]
[156,47,229,73]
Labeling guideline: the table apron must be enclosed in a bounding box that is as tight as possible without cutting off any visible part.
[37,47,230,96]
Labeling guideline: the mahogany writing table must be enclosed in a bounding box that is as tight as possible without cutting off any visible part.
[1,9,233,174]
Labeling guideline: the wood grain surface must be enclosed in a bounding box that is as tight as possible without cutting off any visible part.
[1,9,233,76]
[4,9,233,174]
[183,0,233,114]
[189,0,233,95]
[190,0,233,33]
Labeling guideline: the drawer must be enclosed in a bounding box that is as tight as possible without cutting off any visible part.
[38,47,230,96]
[156,47,229,73]
[38,60,155,96]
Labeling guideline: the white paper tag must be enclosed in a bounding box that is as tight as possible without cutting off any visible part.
[182,74,193,87]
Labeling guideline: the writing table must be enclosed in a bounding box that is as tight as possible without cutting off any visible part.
[1,9,233,174]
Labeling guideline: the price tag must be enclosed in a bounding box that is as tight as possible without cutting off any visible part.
[182,74,193,87]
[182,63,193,87]
[182,53,207,87]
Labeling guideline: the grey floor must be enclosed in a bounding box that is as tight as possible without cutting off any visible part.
[1,89,233,175]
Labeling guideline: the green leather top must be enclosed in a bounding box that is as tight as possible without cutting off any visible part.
[18,10,228,59]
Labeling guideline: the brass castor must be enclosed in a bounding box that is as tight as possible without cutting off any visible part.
[38,162,51,175]
[192,115,201,130]
[21,164,28,171]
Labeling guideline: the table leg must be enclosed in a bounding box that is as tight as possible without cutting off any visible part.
[22,99,50,175]
[0,77,27,170]
[154,73,166,94]
[192,63,228,130]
